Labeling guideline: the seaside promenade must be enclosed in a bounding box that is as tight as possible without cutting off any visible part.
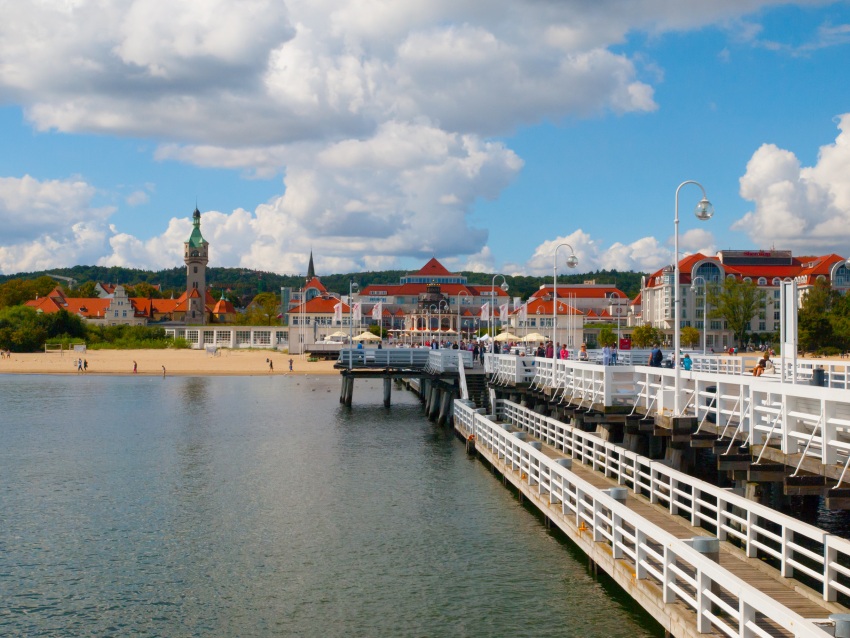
[0,349,339,376]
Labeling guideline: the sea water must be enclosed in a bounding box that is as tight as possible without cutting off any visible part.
[0,374,661,637]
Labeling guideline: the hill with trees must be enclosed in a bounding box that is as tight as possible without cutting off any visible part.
[0,265,647,308]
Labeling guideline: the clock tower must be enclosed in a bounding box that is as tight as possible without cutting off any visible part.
[184,207,209,324]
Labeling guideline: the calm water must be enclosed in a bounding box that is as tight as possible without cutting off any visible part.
[0,374,661,637]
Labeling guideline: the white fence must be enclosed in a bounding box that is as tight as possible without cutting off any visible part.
[455,399,837,637]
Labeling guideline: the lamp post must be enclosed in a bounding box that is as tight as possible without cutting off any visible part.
[457,290,471,345]
[553,243,579,356]
[348,280,359,370]
[674,181,714,416]
[491,274,509,352]
[430,301,448,347]
[690,275,709,356]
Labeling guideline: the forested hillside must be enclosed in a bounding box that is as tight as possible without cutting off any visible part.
[0,265,646,307]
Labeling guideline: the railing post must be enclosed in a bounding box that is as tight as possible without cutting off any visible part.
[826,535,838,602]
[662,545,676,603]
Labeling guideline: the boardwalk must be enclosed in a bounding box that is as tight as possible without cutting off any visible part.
[454,399,850,637]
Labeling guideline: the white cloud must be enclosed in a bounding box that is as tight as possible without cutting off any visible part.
[734,113,850,252]
[126,190,149,206]
[0,0,836,275]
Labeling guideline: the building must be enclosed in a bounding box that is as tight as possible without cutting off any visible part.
[184,207,209,324]
[641,249,850,350]
[357,258,510,338]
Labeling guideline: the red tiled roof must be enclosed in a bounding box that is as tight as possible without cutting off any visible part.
[531,285,627,300]
[410,257,453,277]
[521,298,582,316]
[289,296,349,314]
[212,299,236,314]
[304,277,328,293]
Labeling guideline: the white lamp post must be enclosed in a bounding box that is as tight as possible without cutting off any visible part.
[491,274,509,352]
[690,275,709,356]
[348,280,358,370]
[457,290,471,345]
[553,243,579,356]
[674,181,714,416]
[431,300,448,346]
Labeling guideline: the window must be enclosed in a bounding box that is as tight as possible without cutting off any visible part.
[727,274,736,280]
[759,322,766,331]
[772,277,781,286]
[774,311,780,320]
[194,266,198,273]
[758,277,767,285]
[743,277,752,283]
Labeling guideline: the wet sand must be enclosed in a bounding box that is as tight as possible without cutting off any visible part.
[0,349,340,376]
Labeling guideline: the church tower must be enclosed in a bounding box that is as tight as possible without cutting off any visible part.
[184,207,209,324]
[307,250,316,279]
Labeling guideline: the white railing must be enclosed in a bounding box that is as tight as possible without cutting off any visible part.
[488,398,850,605]
[426,349,473,373]
[337,348,431,368]
[455,400,833,637]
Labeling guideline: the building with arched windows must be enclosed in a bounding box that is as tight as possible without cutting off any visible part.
[640,250,850,350]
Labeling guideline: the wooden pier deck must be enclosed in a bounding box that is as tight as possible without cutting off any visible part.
[454,400,847,637]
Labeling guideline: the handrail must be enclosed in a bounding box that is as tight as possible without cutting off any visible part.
[454,400,833,637]
[485,398,850,605]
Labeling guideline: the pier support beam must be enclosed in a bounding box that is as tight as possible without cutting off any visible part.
[383,377,392,408]
[437,389,454,426]
[341,376,354,407]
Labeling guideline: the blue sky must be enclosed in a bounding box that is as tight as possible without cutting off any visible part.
[2,1,850,278]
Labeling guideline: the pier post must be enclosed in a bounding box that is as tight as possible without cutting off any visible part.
[428,386,441,420]
[383,377,392,408]
[437,390,453,426]
[343,376,354,407]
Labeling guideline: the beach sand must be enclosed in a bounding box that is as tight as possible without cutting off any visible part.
[0,349,340,376]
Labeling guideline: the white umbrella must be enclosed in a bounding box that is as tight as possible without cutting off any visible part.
[352,331,382,342]
[327,330,349,338]
[521,332,549,343]
[494,332,520,342]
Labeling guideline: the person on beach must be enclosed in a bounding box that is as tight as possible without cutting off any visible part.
[83,359,88,372]
[77,358,83,373]
[268,358,274,372]
[162,365,166,376]
[133,360,137,373]
[289,358,293,372]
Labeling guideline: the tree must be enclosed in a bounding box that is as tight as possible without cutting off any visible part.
[707,278,765,348]
[246,292,280,325]
[680,325,701,349]
[597,326,616,347]
[65,281,98,298]
[798,279,839,352]
[631,324,663,348]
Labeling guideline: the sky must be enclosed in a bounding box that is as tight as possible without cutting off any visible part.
[2,1,850,279]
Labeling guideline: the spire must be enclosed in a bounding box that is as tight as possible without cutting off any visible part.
[307,251,315,279]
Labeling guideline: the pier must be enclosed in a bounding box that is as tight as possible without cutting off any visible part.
[455,398,850,637]
[336,349,487,421]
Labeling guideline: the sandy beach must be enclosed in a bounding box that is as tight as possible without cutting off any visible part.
[0,348,340,376]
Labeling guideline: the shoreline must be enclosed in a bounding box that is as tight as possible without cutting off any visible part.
[0,349,340,376]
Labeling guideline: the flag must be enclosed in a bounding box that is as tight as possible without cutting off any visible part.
[519,302,528,324]
[352,302,361,322]
[480,302,490,319]
[333,302,342,325]
[371,301,383,322]
[499,303,509,322]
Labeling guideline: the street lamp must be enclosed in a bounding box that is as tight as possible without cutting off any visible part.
[690,275,709,356]
[457,290,471,345]
[674,181,714,416]
[430,300,448,347]
[348,280,359,370]
[553,243,579,356]
[491,274,509,352]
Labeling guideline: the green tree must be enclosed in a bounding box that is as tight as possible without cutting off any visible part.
[707,277,765,348]
[680,325,701,349]
[246,292,280,325]
[65,281,98,298]
[0,306,49,351]
[798,279,839,352]
[0,276,63,308]
[631,324,663,348]
[597,326,616,347]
